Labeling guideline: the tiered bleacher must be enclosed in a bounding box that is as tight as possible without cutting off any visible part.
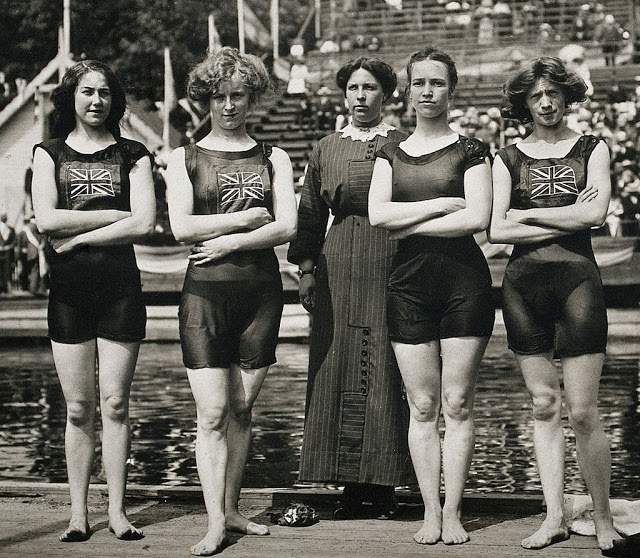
[239,0,640,239]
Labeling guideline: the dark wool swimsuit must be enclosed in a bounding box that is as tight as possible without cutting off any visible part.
[497,135,607,357]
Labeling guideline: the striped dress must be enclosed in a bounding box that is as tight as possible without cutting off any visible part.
[288,126,415,486]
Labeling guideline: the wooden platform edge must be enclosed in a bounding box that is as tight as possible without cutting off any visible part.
[0,481,546,514]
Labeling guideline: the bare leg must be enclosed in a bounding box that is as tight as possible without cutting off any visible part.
[225,364,270,535]
[51,340,96,542]
[187,368,230,556]
[392,340,443,545]
[517,352,570,549]
[440,336,489,545]
[563,353,621,551]
[97,338,143,540]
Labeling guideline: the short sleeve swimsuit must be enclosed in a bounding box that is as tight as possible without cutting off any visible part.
[178,143,284,370]
[497,135,607,357]
[34,137,150,343]
[376,136,495,343]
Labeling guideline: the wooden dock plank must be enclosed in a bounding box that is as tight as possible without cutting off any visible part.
[0,495,607,558]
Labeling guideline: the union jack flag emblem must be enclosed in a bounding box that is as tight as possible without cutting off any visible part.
[219,172,264,205]
[530,165,578,198]
[69,168,115,198]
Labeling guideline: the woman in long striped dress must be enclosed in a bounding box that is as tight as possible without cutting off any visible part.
[288,56,414,518]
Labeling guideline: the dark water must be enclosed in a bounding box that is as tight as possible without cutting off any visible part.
[0,337,638,496]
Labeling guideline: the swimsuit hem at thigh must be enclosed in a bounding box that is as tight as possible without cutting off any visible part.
[184,357,277,370]
[48,333,95,344]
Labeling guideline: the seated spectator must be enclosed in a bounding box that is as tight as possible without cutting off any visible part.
[320,37,340,54]
[493,0,511,39]
[287,56,309,96]
[597,14,624,67]
[559,44,593,96]
[353,35,367,49]
[0,211,16,293]
[18,215,47,297]
[521,1,540,39]
[367,36,381,51]
[339,36,353,52]
[605,187,625,237]
[608,84,629,105]
[475,0,495,44]
[314,85,339,131]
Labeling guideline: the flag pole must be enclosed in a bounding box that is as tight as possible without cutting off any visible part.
[61,0,72,74]
[208,13,216,53]
[237,0,245,54]
[63,0,71,61]
[314,0,321,41]
[271,0,279,59]
[163,47,173,148]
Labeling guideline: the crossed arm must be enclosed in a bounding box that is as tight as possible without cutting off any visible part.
[166,146,297,264]
[487,142,610,245]
[368,157,492,239]
[32,147,156,253]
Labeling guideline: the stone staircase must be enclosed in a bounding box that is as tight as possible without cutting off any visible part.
[247,94,331,184]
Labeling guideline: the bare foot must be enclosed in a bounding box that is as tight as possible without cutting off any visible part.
[226,511,269,535]
[108,511,144,540]
[59,517,90,542]
[602,533,640,558]
[441,509,469,545]
[190,525,226,556]
[521,518,570,549]
[594,515,621,551]
[413,509,441,545]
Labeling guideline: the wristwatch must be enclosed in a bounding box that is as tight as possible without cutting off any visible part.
[297,268,315,278]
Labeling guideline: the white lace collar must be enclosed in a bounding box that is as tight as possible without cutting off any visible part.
[340,120,395,142]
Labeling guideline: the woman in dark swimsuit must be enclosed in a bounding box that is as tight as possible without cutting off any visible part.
[369,46,494,546]
[166,47,296,556]
[488,56,620,552]
[31,60,156,542]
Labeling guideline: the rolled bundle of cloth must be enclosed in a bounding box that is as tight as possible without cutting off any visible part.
[564,494,640,537]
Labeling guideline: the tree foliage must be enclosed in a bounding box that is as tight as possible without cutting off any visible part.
[0,0,311,101]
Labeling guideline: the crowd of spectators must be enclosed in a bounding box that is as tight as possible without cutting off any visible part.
[0,211,49,297]
[321,1,630,66]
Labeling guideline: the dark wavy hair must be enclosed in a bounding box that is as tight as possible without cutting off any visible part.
[335,56,397,102]
[501,57,588,123]
[50,60,126,139]
[187,46,273,114]
[405,46,458,98]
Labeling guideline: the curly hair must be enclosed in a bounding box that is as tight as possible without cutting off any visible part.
[187,47,273,113]
[335,56,397,102]
[501,57,588,123]
[50,60,126,139]
[405,46,458,98]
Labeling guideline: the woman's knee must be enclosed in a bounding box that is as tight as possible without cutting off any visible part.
[229,398,253,428]
[408,392,440,423]
[567,404,600,435]
[66,400,95,427]
[197,405,229,434]
[101,394,129,423]
[531,391,561,422]
[442,390,472,422]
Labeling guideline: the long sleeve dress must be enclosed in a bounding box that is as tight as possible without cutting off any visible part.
[288,123,415,486]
